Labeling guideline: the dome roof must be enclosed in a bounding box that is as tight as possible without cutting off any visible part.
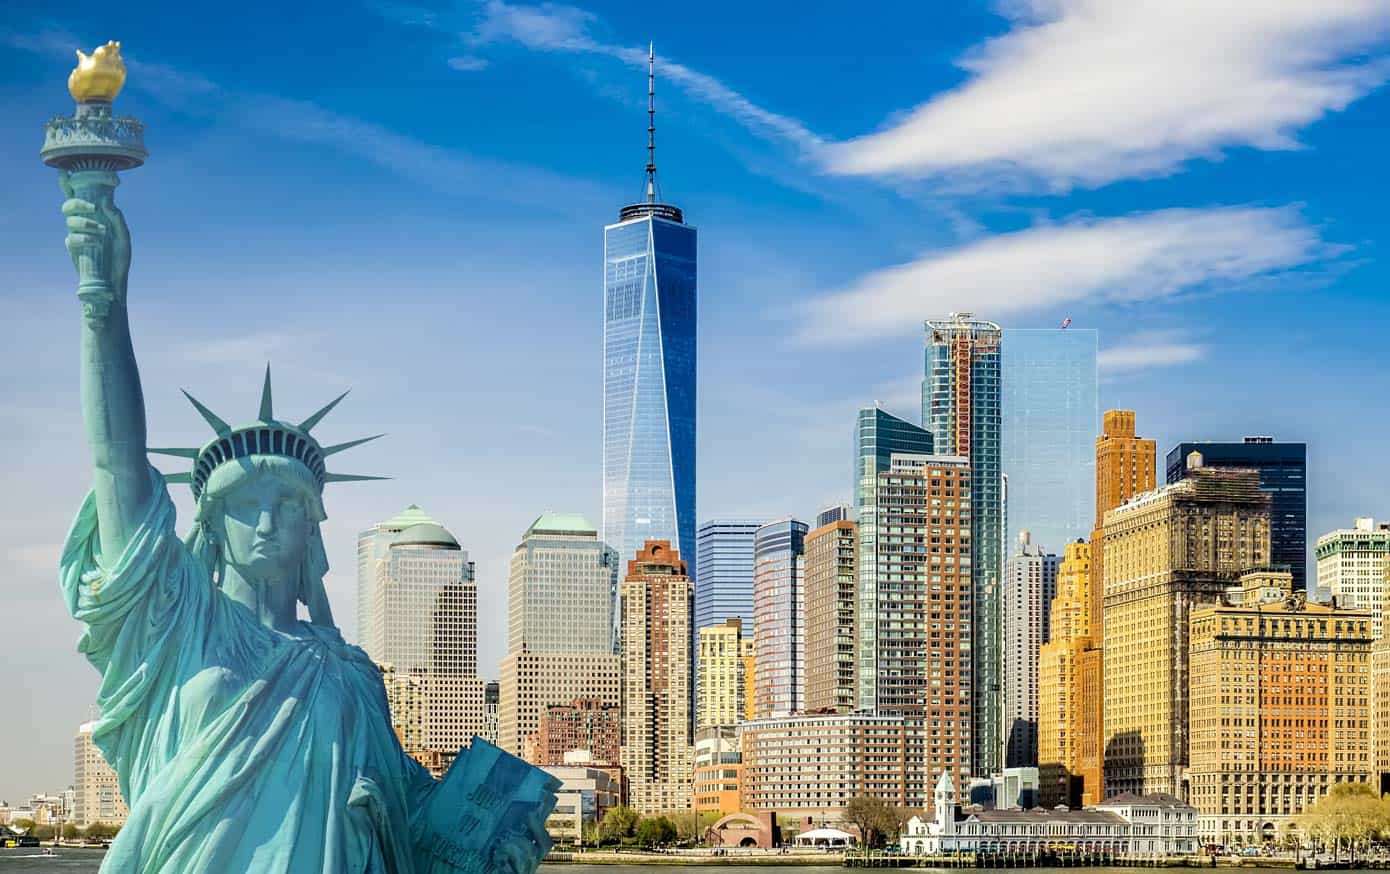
[392,521,460,549]
[526,512,597,536]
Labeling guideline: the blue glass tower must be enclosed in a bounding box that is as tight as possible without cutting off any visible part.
[1001,328,1099,556]
[695,520,762,633]
[602,48,697,572]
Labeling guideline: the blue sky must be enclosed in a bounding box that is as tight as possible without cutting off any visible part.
[3,0,1390,800]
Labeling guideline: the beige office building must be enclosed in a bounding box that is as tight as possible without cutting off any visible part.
[1316,518,1390,636]
[1102,461,1271,798]
[1189,569,1373,843]
[74,722,127,827]
[697,618,748,730]
[1037,539,1092,807]
[620,541,694,814]
[497,513,621,756]
[804,515,857,713]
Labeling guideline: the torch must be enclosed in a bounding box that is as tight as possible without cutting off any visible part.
[41,41,146,322]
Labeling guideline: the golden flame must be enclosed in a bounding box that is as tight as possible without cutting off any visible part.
[68,41,127,103]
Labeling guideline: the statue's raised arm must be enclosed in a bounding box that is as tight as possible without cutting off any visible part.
[46,41,151,558]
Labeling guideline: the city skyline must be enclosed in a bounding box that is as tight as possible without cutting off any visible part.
[4,3,1390,802]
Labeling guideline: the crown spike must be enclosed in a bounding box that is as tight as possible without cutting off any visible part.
[322,434,385,456]
[324,473,390,483]
[182,390,230,434]
[149,447,199,458]
[259,364,274,422]
[300,390,350,433]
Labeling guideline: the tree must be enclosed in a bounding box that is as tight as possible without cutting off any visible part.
[635,816,678,848]
[844,796,891,849]
[1296,782,1389,861]
[10,818,35,833]
[85,821,119,840]
[30,824,56,840]
[61,823,81,840]
[597,805,639,845]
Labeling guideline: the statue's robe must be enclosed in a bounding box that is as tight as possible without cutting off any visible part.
[61,468,436,873]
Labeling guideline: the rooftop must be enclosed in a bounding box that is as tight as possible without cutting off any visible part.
[391,521,460,550]
[526,512,598,537]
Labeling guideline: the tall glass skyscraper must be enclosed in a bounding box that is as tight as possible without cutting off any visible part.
[602,54,697,572]
[694,520,762,632]
[854,407,935,712]
[1001,328,1099,556]
[753,518,809,719]
[924,313,1002,776]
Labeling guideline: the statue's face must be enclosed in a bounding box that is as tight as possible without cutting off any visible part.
[218,471,311,581]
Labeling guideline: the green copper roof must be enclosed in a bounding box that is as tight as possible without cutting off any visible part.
[392,522,460,549]
[382,503,438,530]
[526,512,597,536]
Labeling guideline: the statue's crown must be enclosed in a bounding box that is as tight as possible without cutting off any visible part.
[151,366,385,500]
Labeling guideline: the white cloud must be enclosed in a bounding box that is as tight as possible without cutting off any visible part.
[801,206,1340,344]
[826,0,1390,190]
[447,55,489,71]
[1099,331,1206,373]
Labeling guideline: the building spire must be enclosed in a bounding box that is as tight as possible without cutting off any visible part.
[646,41,657,203]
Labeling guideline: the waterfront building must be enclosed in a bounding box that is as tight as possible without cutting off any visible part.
[853,406,934,712]
[1188,569,1373,845]
[692,726,743,816]
[356,503,437,648]
[697,618,748,730]
[924,313,1003,776]
[358,510,485,756]
[1079,410,1156,805]
[1001,532,1060,769]
[540,761,624,844]
[528,698,621,767]
[602,54,697,576]
[1037,540,1092,807]
[74,722,127,827]
[619,540,694,813]
[863,451,973,804]
[804,513,858,713]
[694,520,761,632]
[1316,518,1390,635]
[901,773,1198,857]
[739,713,909,819]
[1167,437,1307,591]
[497,513,621,756]
[752,518,808,718]
[1000,327,1098,560]
[1102,463,1271,797]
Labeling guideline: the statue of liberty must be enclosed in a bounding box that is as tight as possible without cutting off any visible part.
[47,42,556,873]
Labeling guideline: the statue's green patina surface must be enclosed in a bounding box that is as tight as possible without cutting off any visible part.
[47,42,556,874]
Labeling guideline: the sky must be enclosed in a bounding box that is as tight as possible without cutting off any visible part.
[2,0,1390,801]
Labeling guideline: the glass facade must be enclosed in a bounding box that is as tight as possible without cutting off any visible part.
[694,520,762,632]
[602,210,697,573]
[923,314,1002,776]
[1001,328,1099,556]
[753,518,808,719]
[854,407,935,712]
[1166,438,1308,590]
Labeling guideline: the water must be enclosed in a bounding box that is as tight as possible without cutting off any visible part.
[0,853,1148,873]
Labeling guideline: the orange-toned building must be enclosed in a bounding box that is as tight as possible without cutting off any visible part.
[692,727,743,816]
[1189,569,1372,844]
[1077,410,1155,803]
[1037,540,1092,807]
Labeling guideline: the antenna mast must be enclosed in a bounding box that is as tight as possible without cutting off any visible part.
[646,42,657,203]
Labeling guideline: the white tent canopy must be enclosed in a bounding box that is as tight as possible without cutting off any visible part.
[794,827,856,846]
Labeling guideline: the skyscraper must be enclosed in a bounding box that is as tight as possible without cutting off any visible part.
[497,513,622,756]
[1001,531,1060,769]
[602,49,697,578]
[924,313,1002,776]
[75,721,127,828]
[620,540,694,813]
[356,503,439,648]
[1000,327,1098,554]
[1317,518,1390,634]
[752,518,808,719]
[1079,409,1156,804]
[358,509,485,756]
[1037,539,1093,807]
[805,511,858,713]
[1102,464,1271,797]
[694,520,761,632]
[697,617,748,730]
[1166,437,1307,590]
[855,406,935,712]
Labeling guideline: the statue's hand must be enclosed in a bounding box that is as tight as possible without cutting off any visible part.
[60,169,131,309]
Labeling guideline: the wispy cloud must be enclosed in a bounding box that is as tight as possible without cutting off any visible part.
[1099,330,1206,374]
[826,0,1390,190]
[447,55,489,71]
[800,206,1343,344]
